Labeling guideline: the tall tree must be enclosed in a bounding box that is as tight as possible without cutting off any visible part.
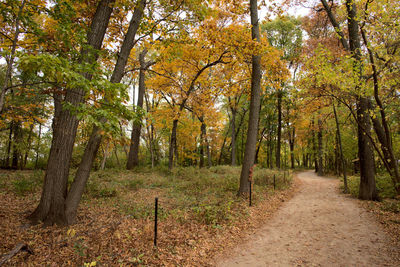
[127,48,152,169]
[65,0,146,224]
[332,102,348,193]
[262,16,302,169]
[28,0,115,225]
[0,0,26,114]
[238,0,261,195]
[320,0,378,200]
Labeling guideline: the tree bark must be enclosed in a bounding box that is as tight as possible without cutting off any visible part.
[11,122,22,170]
[238,0,261,195]
[65,0,145,224]
[199,121,206,168]
[168,119,178,170]
[127,48,148,169]
[206,136,211,168]
[345,0,378,200]
[23,123,35,168]
[0,0,25,114]
[218,131,228,165]
[255,127,266,164]
[317,118,324,176]
[35,123,41,169]
[320,0,378,200]
[28,0,115,225]
[312,119,318,173]
[230,106,237,166]
[5,122,13,168]
[276,89,282,169]
[100,142,110,170]
[333,103,348,193]
[289,127,295,169]
[360,29,400,194]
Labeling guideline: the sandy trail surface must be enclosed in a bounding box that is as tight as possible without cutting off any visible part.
[216,171,398,267]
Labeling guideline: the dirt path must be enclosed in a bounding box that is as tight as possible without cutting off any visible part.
[216,171,398,267]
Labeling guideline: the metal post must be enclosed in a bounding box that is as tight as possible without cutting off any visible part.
[154,197,158,247]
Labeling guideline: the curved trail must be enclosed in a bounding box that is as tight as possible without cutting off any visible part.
[216,171,397,267]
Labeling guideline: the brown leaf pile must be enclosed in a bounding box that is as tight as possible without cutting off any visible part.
[0,171,299,266]
[357,198,400,262]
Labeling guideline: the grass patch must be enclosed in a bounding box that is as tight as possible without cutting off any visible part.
[12,178,36,196]
[10,171,43,196]
[344,173,397,199]
[2,166,293,226]
[85,181,118,199]
[381,200,400,213]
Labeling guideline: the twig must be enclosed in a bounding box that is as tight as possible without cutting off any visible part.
[0,243,33,266]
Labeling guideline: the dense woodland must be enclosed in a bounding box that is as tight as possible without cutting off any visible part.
[0,0,399,228]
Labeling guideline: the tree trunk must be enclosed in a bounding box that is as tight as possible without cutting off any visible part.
[0,0,25,114]
[5,122,13,168]
[317,118,324,176]
[312,119,318,173]
[35,123,41,169]
[218,133,228,165]
[238,0,261,195]
[231,107,237,166]
[255,127,266,164]
[345,0,378,200]
[268,132,273,168]
[28,0,115,225]
[100,142,110,170]
[333,103,348,193]
[150,124,155,168]
[199,121,206,168]
[65,0,145,224]
[360,29,400,194]
[207,137,211,168]
[276,89,282,169]
[289,127,295,169]
[321,0,377,200]
[23,123,35,168]
[168,119,178,170]
[11,122,22,170]
[357,97,378,200]
[127,48,148,169]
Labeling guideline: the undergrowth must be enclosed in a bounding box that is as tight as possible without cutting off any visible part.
[343,173,397,199]
[341,173,400,215]
[1,166,292,226]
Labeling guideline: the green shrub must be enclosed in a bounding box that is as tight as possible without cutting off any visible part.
[12,178,35,196]
[345,174,397,199]
[125,179,144,191]
[381,200,400,213]
[85,182,117,198]
[0,174,7,190]
[31,170,44,185]
[191,200,234,226]
[376,174,397,198]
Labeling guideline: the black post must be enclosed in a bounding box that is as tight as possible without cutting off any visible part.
[154,197,158,247]
[249,180,252,207]
[273,174,276,190]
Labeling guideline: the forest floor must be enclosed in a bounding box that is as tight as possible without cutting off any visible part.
[0,166,299,266]
[216,171,400,267]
